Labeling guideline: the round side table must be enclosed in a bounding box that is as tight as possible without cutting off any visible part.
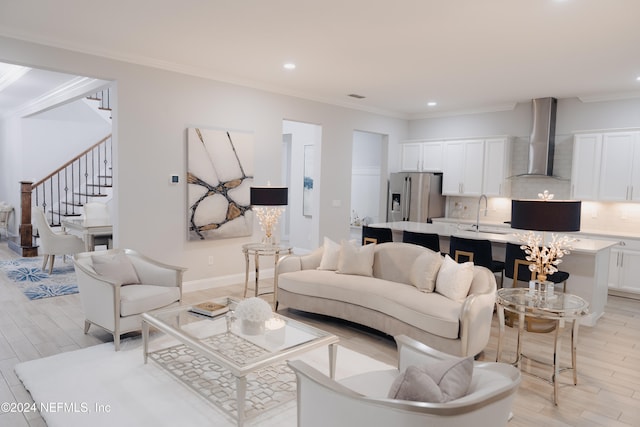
[495,287,589,405]
[242,243,292,304]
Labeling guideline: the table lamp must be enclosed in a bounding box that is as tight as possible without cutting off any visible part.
[250,186,288,245]
[511,192,581,284]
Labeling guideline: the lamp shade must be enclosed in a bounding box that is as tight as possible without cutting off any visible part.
[511,199,581,232]
[250,186,288,206]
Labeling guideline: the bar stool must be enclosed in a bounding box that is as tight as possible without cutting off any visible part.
[361,226,393,245]
[402,230,440,252]
[449,235,504,286]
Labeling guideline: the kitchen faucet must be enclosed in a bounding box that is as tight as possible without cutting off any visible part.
[475,194,488,232]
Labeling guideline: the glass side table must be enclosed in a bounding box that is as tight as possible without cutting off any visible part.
[242,243,292,304]
[495,287,589,405]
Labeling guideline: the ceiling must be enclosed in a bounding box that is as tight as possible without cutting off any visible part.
[1,0,639,119]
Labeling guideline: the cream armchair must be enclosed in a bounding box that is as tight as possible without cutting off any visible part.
[73,249,186,350]
[288,335,521,427]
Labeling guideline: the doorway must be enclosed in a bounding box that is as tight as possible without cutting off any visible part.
[350,131,388,229]
[282,120,322,252]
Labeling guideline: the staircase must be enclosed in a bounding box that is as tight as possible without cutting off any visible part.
[9,89,114,256]
[34,134,113,227]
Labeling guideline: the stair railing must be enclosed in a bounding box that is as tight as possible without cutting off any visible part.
[29,133,112,228]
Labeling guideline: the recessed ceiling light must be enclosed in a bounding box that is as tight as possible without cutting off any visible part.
[283,63,296,70]
[636,76,640,81]
[427,101,437,107]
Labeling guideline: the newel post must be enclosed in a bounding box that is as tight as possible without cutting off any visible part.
[18,181,38,257]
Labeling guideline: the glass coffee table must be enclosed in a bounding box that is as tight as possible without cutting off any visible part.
[141,297,338,426]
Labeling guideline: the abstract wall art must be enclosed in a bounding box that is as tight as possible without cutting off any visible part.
[187,128,254,240]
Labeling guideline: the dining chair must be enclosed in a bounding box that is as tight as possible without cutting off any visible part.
[32,207,86,274]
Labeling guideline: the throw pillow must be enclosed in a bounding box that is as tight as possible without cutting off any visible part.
[317,237,341,271]
[91,252,140,285]
[435,254,474,302]
[387,356,474,403]
[336,240,375,277]
[409,250,443,292]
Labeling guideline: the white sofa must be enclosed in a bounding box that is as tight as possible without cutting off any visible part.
[288,335,520,427]
[277,242,497,357]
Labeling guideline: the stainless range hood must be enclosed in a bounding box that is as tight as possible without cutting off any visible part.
[526,97,557,176]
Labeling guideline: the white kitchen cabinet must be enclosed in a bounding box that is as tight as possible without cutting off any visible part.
[400,141,443,172]
[598,132,640,201]
[442,139,484,196]
[400,143,422,171]
[609,244,640,296]
[571,133,602,200]
[421,141,444,172]
[482,137,511,197]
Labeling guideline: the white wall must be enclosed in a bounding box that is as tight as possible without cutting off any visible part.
[22,100,111,181]
[0,35,408,285]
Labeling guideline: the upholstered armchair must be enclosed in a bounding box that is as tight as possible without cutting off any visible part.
[288,335,520,427]
[73,249,186,350]
[32,207,85,274]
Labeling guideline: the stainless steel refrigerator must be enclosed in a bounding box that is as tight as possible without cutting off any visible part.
[387,172,445,222]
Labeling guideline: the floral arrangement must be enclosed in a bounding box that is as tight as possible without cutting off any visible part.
[517,231,574,281]
[234,297,273,323]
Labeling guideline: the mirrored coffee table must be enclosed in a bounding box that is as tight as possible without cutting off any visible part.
[141,297,338,426]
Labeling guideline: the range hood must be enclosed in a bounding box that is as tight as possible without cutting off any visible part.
[523,97,557,177]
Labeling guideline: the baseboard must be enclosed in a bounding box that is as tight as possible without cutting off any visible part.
[183,268,275,293]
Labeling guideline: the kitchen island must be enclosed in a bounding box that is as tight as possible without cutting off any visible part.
[369,221,618,327]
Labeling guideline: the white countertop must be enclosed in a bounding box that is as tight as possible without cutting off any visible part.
[369,220,618,254]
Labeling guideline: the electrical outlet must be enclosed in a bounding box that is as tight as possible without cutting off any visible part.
[208,256,214,265]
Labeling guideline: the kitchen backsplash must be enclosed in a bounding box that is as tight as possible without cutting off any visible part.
[446,196,640,236]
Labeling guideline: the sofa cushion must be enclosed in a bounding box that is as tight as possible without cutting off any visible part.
[279,270,462,339]
[91,253,140,285]
[317,237,341,271]
[372,242,430,286]
[337,240,375,277]
[119,285,180,317]
[435,255,474,302]
[388,356,473,403]
[409,250,443,292]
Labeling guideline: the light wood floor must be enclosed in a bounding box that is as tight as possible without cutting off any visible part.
[0,241,639,426]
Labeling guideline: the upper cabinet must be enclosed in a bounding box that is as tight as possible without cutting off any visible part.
[571,131,640,202]
[401,136,511,197]
[571,133,602,200]
[400,141,443,172]
[599,132,640,201]
[483,137,511,197]
[442,139,485,196]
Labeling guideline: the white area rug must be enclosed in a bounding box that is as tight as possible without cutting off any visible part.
[14,339,393,427]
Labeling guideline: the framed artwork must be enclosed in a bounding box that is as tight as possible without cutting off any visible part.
[187,128,254,240]
[303,145,314,217]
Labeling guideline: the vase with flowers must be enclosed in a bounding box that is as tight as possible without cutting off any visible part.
[234,297,273,335]
[517,231,574,297]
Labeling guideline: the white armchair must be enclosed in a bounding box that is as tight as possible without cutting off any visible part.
[32,207,85,273]
[288,335,521,427]
[73,249,186,350]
